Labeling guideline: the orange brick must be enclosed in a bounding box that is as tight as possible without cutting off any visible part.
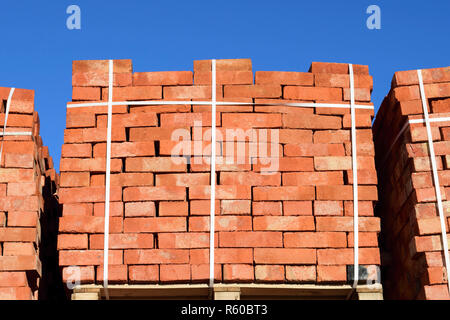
[60,158,122,172]
[316,185,378,201]
[129,265,159,283]
[103,86,162,100]
[286,265,316,282]
[317,265,347,282]
[93,142,155,158]
[160,264,190,282]
[252,202,282,216]
[72,87,101,100]
[58,250,123,266]
[191,264,222,281]
[90,233,154,249]
[314,201,343,216]
[124,249,189,264]
[220,200,251,215]
[124,217,186,233]
[93,202,123,217]
[284,143,345,157]
[62,203,93,216]
[315,74,373,89]
[125,157,187,172]
[96,265,128,283]
[255,71,313,85]
[316,217,380,232]
[156,173,209,187]
[125,201,156,217]
[190,200,220,216]
[253,216,315,231]
[158,233,211,249]
[0,272,28,287]
[58,216,123,233]
[255,265,285,281]
[224,85,281,98]
[163,86,220,99]
[283,172,343,186]
[61,144,92,158]
[57,234,88,250]
[0,287,32,300]
[220,172,280,186]
[60,172,90,187]
[284,86,342,101]
[189,186,251,200]
[223,264,254,282]
[253,187,315,201]
[59,186,122,203]
[282,114,341,129]
[284,232,346,248]
[133,71,193,86]
[283,201,313,216]
[61,266,94,285]
[3,242,35,256]
[222,113,281,128]
[189,216,252,232]
[310,62,368,74]
[219,231,282,247]
[194,59,252,72]
[6,211,38,227]
[194,71,253,85]
[159,201,189,216]
[317,248,380,265]
[0,228,36,242]
[254,248,316,264]
[123,186,186,201]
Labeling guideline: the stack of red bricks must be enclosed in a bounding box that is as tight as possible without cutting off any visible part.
[373,67,450,300]
[0,87,59,300]
[57,58,381,288]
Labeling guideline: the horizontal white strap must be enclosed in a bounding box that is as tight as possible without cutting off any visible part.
[67,100,374,110]
[0,132,33,136]
[409,116,450,124]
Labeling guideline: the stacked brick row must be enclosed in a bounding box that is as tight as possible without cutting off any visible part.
[57,59,381,288]
[0,87,60,300]
[373,67,450,300]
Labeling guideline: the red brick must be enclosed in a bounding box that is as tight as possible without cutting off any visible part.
[189,186,251,200]
[124,249,189,264]
[3,242,35,256]
[0,255,41,272]
[93,142,155,158]
[317,265,347,282]
[284,232,347,248]
[315,74,373,89]
[314,156,375,171]
[215,248,253,264]
[0,272,28,287]
[0,228,36,242]
[125,157,187,172]
[253,187,315,201]
[194,59,252,72]
[254,248,316,264]
[90,233,154,249]
[93,202,123,217]
[64,127,126,143]
[317,248,380,265]
[190,200,220,216]
[60,172,90,187]
[58,234,88,250]
[189,216,252,232]
[220,200,251,215]
[223,264,254,282]
[191,264,222,281]
[224,85,281,98]
[310,62,368,75]
[284,86,342,101]
[59,216,123,233]
[133,71,193,86]
[220,172,280,186]
[62,203,93,216]
[158,233,211,249]
[96,265,128,283]
[252,202,282,216]
[156,173,209,187]
[60,158,122,172]
[343,88,371,102]
[283,172,343,186]
[125,201,156,217]
[253,216,315,231]
[316,185,378,201]
[282,114,341,129]
[0,196,39,211]
[130,127,190,141]
[0,169,34,183]
[314,201,343,216]
[219,231,282,248]
[423,285,450,300]
[283,201,313,215]
[72,87,101,100]
[222,113,281,128]
[347,232,379,247]
[124,217,186,233]
[286,265,317,282]
[254,158,314,172]
[129,265,159,283]
[284,143,345,156]
[103,86,162,101]
[159,201,189,216]
[160,264,190,282]
[255,71,313,85]
[6,211,38,227]
[255,265,285,281]
[163,86,220,99]
[61,144,92,158]
[123,186,186,201]
[195,71,253,85]
[59,186,122,203]
[0,287,32,300]
[316,217,380,232]
[393,67,450,86]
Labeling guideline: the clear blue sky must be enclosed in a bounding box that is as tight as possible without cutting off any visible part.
[1,0,449,171]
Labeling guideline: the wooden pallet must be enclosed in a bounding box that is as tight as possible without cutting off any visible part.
[71,283,383,300]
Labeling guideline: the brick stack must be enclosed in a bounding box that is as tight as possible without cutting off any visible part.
[57,59,381,289]
[373,67,450,300]
[0,87,60,300]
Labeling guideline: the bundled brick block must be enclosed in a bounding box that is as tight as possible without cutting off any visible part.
[0,87,61,300]
[57,59,381,290]
[373,66,450,300]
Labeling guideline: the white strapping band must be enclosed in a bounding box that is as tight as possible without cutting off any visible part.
[418,69,450,294]
[0,88,16,166]
[350,64,359,288]
[103,60,114,300]
[209,60,217,288]
[67,100,374,110]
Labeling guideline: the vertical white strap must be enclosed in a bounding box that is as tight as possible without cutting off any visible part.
[349,64,359,288]
[103,60,113,299]
[418,69,450,294]
[0,88,15,167]
[209,59,217,288]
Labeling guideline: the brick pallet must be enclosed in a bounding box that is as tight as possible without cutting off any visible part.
[373,67,450,300]
[57,58,382,296]
[0,87,60,300]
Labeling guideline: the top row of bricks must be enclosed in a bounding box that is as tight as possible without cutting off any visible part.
[72,59,370,75]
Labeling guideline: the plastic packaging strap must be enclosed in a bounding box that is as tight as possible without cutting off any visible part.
[417,69,450,293]
[209,59,217,288]
[0,88,15,167]
[103,60,113,299]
